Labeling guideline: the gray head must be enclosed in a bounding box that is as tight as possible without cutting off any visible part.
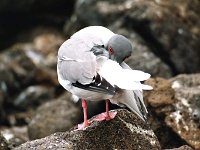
[107,34,132,64]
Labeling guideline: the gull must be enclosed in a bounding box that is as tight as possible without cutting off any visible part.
[57,26,152,130]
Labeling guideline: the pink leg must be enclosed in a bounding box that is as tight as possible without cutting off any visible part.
[105,99,111,120]
[77,98,90,130]
[93,99,117,121]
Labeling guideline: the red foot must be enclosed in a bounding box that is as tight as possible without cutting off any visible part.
[93,111,117,122]
[77,120,91,130]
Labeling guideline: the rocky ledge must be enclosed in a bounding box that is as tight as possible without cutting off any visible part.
[14,109,161,150]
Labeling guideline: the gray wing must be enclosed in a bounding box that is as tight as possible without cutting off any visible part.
[57,38,96,85]
[120,62,148,121]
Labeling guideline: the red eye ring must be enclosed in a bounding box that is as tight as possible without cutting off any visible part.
[108,47,113,54]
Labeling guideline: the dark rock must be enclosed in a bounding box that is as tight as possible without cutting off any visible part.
[6,110,34,126]
[14,85,55,109]
[0,47,39,88]
[166,74,200,149]
[16,109,161,150]
[0,132,10,150]
[1,126,28,148]
[0,31,61,95]
[28,95,81,140]
[66,0,200,74]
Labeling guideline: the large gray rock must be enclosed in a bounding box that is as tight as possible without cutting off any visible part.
[144,78,187,149]
[15,109,161,150]
[28,95,81,140]
[66,0,200,74]
[144,74,200,149]
[166,74,200,149]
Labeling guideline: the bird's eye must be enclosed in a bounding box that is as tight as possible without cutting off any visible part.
[108,47,113,54]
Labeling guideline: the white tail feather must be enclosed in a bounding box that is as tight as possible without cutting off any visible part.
[98,60,153,90]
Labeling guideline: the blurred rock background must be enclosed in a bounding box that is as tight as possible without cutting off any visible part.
[0,0,200,149]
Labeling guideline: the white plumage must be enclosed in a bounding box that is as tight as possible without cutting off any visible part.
[57,26,152,124]
[98,58,152,90]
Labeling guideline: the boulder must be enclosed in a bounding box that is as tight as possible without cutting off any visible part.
[166,74,200,149]
[16,109,161,150]
[28,95,81,140]
[144,74,200,149]
[144,78,187,149]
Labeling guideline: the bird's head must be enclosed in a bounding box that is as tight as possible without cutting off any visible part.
[107,34,132,64]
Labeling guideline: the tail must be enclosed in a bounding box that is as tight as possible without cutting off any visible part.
[98,59,152,90]
[118,89,148,122]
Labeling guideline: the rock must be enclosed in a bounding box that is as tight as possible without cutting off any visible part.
[6,110,34,126]
[165,74,200,149]
[1,126,28,148]
[16,109,161,150]
[144,78,187,149]
[28,95,81,140]
[165,145,194,150]
[0,132,10,150]
[16,27,65,69]
[66,0,200,74]
[0,47,39,88]
[144,78,175,108]
[14,85,55,109]
[0,33,61,96]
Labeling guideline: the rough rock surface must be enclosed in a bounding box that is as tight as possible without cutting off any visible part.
[144,78,175,108]
[28,96,81,140]
[144,78,187,149]
[165,74,200,149]
[15,109,161,150]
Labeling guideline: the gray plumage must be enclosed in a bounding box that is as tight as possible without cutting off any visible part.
[57,26,151,122]
[58,38,96,85]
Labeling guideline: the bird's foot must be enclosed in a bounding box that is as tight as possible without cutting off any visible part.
[76,120,91,130]
[93,111,117,122]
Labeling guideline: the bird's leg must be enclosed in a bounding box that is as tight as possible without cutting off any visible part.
[105,99,111,120]
[77,98,90,130]
[82,98,89,126]
[93,99,117,121]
